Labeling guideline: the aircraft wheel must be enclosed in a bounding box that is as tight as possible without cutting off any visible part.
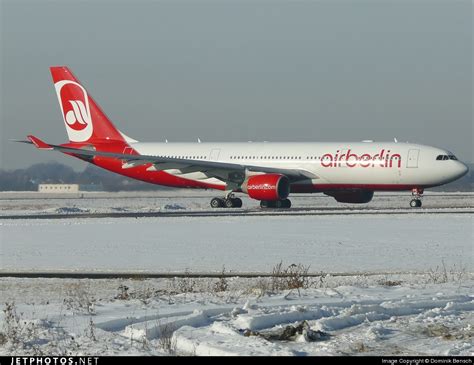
[260,200,291,209]
[282,199,291,208]
[211,197,224,208]
[231,198,243,208]
[410,199,421,208]
[224,198,235,208]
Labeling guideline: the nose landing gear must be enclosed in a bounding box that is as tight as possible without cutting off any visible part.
[410,199,422,208]
[410,188,423,208]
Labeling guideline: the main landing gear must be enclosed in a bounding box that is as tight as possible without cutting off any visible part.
[210,195,292,209]
[260,199,291,209]
[410,188,423,208]
[210,195,243,208]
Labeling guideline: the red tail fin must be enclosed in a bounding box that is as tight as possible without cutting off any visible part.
[51,66,126,144]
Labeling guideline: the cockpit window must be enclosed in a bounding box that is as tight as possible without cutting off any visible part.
[436,155,453,161]
[436,155,443,160]
[448,155,457,160]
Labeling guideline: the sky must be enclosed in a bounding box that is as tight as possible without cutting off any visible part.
[0,0,472,170]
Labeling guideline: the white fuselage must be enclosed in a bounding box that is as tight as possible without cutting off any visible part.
[131,141,468,191]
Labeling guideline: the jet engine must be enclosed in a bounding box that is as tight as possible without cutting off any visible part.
[241,174,290,201]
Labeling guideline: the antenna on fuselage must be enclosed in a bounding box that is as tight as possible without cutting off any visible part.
[197,138,201,143]
[394,138,398,143]
[165,139,168,143]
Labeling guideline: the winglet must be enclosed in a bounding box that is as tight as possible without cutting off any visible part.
[27,135,53,150]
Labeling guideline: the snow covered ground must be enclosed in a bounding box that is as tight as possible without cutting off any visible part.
[1,214,472,273]
[0,192,472,355]
[0,274,472,356]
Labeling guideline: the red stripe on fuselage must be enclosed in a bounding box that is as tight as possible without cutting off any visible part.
[94,156,226,190]
[62,140,226,191]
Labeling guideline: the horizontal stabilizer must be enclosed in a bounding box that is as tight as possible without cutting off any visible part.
[9,139,33,145]
[27,135,53,150]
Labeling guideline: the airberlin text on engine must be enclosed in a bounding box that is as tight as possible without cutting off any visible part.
[321,149,402,168]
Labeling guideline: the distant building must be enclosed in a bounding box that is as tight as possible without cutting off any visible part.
[38,184,80,193]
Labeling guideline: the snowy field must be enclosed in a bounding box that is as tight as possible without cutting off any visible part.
[1,214,473,273]
[0,192,472,355]
[0,275,472,356]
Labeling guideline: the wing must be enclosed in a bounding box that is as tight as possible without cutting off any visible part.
[20,135,318,186]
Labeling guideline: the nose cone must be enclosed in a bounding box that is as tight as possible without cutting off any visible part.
[454,161,469,180]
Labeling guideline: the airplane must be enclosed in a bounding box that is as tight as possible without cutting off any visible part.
[17,66,469,209]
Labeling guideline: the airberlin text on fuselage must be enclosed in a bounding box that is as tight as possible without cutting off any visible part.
[321,149,402,168]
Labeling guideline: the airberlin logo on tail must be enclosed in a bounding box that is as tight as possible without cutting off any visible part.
[65,100,89,131]
[54,80,93,142]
